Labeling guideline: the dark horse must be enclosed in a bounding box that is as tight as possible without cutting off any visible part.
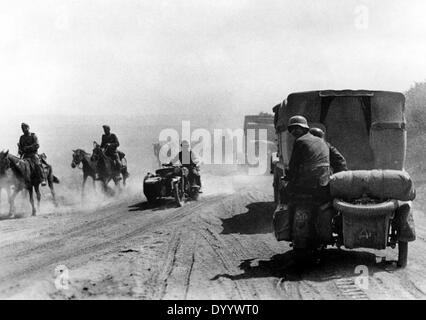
[91,142,129,194]
[71,149,98,199]
[0,150,59,217]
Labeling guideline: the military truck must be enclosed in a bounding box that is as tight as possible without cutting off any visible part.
[243,113,276,174]
[272,90,416,267]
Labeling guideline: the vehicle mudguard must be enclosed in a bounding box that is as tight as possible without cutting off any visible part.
[291,203,315,249]
[315,202,335,243]
[272,203,291,241]
[394,201,416,242]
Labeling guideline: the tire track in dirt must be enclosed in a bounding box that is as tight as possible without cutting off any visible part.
[0,195,222,297]
[3,175,426,299]
[334,278,369,300]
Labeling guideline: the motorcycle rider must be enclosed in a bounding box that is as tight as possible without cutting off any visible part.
[309,127,348,173]
[169,140,202,193]
[283,116,331,203]
[18,123,46,186]
[100,125,122,176]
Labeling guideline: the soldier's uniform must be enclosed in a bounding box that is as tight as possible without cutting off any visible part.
[328,142,348,173]
[308,127,348,174]
[100,132,121,170]
[285,132,331,202]
[18,130,45,183]
[171,150,202,188]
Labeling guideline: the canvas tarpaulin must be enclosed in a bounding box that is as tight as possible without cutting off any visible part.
[273,90,406,170]
[330,170,416,201]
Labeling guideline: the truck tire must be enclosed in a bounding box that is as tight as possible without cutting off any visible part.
[397,241,408,268]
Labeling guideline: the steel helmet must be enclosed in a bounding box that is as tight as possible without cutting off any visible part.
[287,115,309,130]
[309,127,325,138]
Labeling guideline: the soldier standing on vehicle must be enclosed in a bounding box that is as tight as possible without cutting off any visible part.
[18,123,46,186]
[283,116,331,202]
[309,127,348,173]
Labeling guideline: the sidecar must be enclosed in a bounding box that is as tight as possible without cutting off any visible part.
[143,165,179,204]
[272,90,416,267]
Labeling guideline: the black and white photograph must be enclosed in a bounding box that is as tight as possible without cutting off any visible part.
[0,0,426,305]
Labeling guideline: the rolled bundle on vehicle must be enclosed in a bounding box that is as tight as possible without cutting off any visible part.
[330,170,415,201]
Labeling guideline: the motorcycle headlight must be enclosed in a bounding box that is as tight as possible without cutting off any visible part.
[182,167,189,176]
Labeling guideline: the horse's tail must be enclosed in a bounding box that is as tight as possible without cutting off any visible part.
[53,175,60,184]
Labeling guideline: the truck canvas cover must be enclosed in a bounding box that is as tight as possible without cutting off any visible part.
[273,90,406,170]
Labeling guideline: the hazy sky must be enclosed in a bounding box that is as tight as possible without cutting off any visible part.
[1,0,426,116]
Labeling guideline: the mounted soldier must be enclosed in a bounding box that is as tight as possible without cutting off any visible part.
[100,125,122,177]
[18,123,46,186]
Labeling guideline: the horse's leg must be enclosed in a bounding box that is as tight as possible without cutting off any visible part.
[121,169,127,187]
[6,187,11,212]
[114,177,122,195]
[82,174,88,201]
[28,187,36,216]
[8,187,19,218]
[35,185,41,214]
[103,179,110,193]
[103,178,114,197]
[48,177,58,207]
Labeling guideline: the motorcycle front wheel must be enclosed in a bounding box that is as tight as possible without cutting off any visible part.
[174,183,184,207]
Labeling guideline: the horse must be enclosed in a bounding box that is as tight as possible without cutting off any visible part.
[71,149,98,198]
[0,169,15,213]
[0,150,59,217]
[91,142,129,194]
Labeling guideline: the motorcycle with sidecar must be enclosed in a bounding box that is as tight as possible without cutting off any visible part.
[143,163,200,207]
[272,90,416,267]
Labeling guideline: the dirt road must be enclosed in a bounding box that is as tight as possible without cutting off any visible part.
[1,175,426,300]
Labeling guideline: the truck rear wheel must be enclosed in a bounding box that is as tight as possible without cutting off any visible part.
[397,241,408,268]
